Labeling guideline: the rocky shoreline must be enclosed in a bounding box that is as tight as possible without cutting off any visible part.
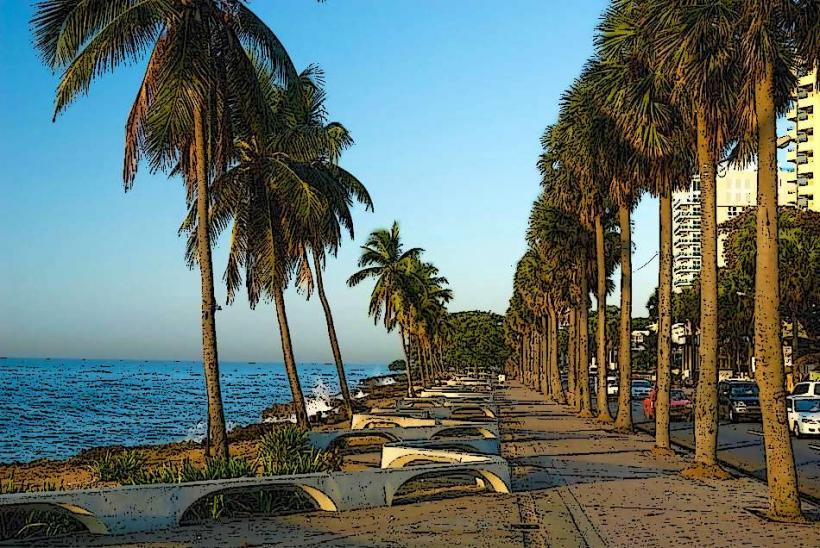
[0,373,407,491]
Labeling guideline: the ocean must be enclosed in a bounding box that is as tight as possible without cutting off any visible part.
[0,358,390,463]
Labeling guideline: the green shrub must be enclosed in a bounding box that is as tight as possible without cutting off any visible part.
[131,457,254,485]
[87,450,146,483]
[257,425,340,475]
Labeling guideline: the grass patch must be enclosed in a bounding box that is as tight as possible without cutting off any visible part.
[0,478,86,542]
[130,457,255,485]
[87,450,147,483]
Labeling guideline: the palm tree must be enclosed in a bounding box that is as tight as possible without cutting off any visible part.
[204,68,365,430]
[542,65,628,422]
[734,1,818,520]
[281,70,373,420]
[348,222,423,396]
[32,0,297,459]
[648,0,743,474]
[596,0,695,453]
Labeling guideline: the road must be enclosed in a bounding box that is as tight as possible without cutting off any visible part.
[627,401,820,502]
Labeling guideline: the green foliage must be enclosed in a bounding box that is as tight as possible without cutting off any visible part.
[131,458,255,485]
[87,450,147,483]
[0,479,84,542]
[388,359,407,372]
[442,311,510,375]
[257,425,340,475]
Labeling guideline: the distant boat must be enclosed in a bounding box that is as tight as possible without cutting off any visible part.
[248,361,257,364]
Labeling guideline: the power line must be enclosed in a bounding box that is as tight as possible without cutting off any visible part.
[634,252,658,272]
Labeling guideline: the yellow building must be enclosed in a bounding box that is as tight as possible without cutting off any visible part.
[784,69,818,211]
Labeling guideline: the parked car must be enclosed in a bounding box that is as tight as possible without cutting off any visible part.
[643,388,693,421]
[791,381,820,397]
[631,379,652,400]
[787,396,820,437]
[718,380,761,423]
[607,376,618,398]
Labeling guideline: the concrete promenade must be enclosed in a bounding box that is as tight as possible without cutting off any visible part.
[39,380,820,546]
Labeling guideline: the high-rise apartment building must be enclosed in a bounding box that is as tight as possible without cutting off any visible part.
[784,69,818,211]
[672,166,758,291]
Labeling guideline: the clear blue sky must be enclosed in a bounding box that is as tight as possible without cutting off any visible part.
[0,0,661,363]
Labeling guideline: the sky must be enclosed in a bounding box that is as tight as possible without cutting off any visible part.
[0,0,662,363]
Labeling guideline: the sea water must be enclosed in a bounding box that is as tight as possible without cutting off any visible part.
[0,358,389,463]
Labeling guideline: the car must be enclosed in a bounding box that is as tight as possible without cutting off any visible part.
[718,380,761,423]
[607,376,619,398]
[791,381,820,397]
[643,388,693,421]
[787,396,820,437]
[631,379,652,400]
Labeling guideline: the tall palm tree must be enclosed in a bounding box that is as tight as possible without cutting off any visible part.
[204,68,363,430]
[32,0,296,459]
[596,0,695,454]
[281,70,373,420]
[734,0,818,521]
[648,0,743,474]
[348,222,423,396]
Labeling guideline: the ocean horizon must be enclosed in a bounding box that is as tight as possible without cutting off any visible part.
[0,358,391,463]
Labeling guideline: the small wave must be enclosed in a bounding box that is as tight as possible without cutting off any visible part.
[305,378,337,418]
[183,420,240,443]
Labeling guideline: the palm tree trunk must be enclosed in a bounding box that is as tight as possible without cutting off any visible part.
[530,330,537,389]
[578,268,593,417]
[540,315,551,398]
[549,306,566,404]
[414,337,428,387]
[311,248,353,419]
[272,286,310,430]
[193,106,229,460]
[754,64,802,520]
[400,327,415,397]
[595,214,612,422]
[685,109,723,476]
[792,311,800,381]
[614,204,633,432]
[568,309,577,409]
[655,189,673,454]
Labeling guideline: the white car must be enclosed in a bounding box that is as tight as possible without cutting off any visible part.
[631,379,652,400]
[787,396,820,437]
[607,376,619,397]
[791,381,820,397]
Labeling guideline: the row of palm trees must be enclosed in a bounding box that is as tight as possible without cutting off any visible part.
[33,1,371,458]
[348,222,454,396]
[506,0,818,522]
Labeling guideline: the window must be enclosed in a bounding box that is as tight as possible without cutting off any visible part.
[815,385,820,396]
[792,383,809,396]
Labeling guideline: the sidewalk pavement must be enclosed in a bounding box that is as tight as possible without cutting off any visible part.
[499,380,820,547]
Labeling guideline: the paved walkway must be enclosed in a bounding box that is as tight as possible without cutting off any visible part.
[41,381,820,547]
[499,381,820,547]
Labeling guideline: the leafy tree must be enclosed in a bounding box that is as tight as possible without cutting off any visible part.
[442,311,510,377]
